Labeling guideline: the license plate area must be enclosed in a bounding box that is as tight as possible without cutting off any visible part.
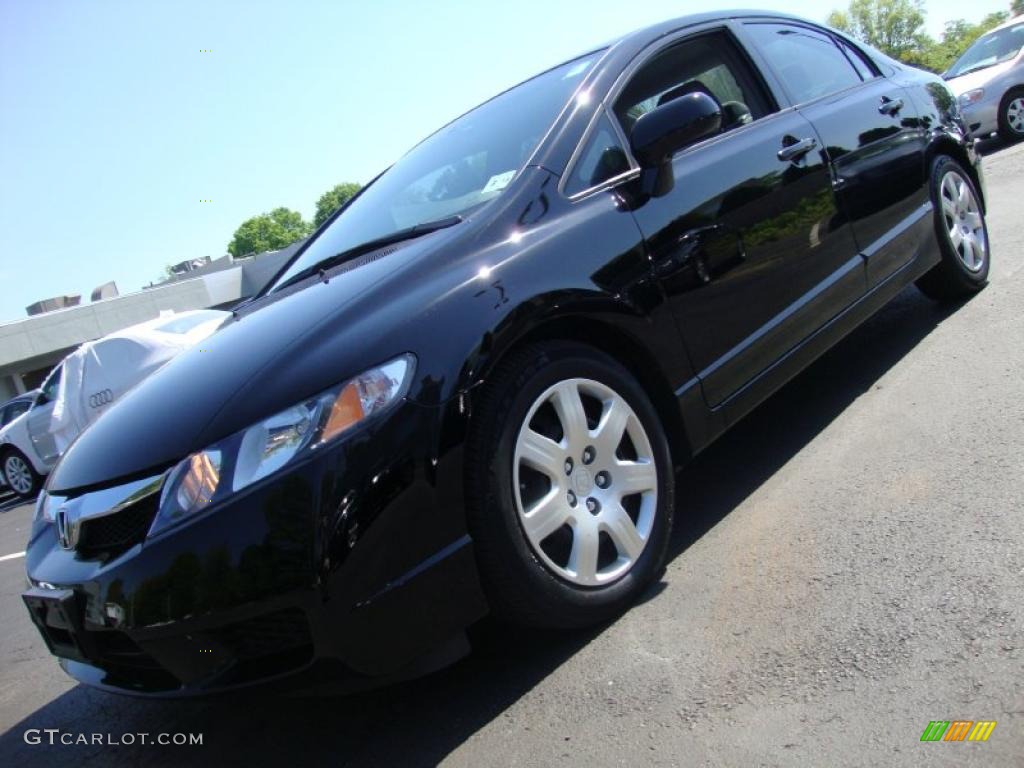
[22,586,92,663]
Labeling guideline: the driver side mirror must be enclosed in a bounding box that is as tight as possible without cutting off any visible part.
[630,92,722,198]
[34,392,49,407]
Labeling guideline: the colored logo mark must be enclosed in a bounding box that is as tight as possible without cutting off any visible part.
[920,720,996,742]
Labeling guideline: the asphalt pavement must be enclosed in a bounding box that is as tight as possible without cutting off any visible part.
[0,141,1022,767]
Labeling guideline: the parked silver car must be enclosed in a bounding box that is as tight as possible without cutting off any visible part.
[0,390,39,492]
[944,17,1024,141]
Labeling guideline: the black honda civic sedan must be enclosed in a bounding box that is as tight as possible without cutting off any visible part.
[24,11,988,696]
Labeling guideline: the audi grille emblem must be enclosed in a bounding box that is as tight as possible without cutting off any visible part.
[55,506,78,550]
[88,389,114,408]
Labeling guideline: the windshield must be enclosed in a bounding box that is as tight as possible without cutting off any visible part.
[947,23,1024,78]
[269,53,600,292]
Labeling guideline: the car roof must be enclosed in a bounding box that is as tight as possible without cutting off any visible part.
[417,8,814,154]
[991,15,1024,33]
[603,8,808,49]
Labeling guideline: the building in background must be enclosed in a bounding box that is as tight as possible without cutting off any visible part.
[90,281,119,302]
[0,240,305,401]
[26,295,81,317]
[167,256,213,276]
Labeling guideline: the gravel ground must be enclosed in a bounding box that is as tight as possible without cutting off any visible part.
[0,141,1021,767]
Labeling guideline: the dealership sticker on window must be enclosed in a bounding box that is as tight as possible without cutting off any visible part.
[482,171,516,194]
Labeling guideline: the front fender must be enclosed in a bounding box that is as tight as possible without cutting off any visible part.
[391,168,693,408]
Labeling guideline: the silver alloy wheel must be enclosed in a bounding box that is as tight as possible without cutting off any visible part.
[939,170,987,273]
[512,378,657,587]
[4,454,33,495]
[1006,96,1024,136]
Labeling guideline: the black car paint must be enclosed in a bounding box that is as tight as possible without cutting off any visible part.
[26,11,982,695]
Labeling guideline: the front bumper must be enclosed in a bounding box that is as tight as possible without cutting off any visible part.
[22,398,487,696]
[961,99,999,138]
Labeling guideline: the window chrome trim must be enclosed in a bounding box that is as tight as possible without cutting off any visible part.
[558,104,640,201]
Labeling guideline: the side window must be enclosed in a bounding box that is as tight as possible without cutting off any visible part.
[613,31,770,146]
[41,366,62,402]
[7,400,31,423]
[564,113,631,196]
[746,23,864,104]
[838,39,877,80]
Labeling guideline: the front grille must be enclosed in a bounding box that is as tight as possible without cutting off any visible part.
[77,494,159,557]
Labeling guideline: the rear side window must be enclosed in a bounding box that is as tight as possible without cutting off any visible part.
[564,113,631,196]
[838,39,877,80]
[746,23,864,104]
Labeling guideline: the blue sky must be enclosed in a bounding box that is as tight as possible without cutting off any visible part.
[0,0,1012,323]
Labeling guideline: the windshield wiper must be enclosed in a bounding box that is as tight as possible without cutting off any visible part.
[272,215,463,292]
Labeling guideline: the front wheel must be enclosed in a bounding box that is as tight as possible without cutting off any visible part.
[2,449,41,500]
[998,88,1024,143]
[467,342,675,629]
[915,156,990,301]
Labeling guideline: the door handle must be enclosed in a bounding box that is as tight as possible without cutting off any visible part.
[879,96,904,116]
[777,136,817,162]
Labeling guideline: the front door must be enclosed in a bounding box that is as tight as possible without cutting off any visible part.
[27,365,61,465]
[613,28,863,408]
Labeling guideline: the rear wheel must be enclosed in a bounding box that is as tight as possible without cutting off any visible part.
[998,88,1024,143]
[2,449,41,500]
[467,342,674,628]
[916,156,989,301]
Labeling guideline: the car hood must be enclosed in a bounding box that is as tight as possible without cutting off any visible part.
[945,60,1014,95]
[47,231,458,491]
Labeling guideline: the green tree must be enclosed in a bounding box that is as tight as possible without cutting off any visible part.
[1012,0,1023,18]
[313,182,361,227]
[227,207,311,258]
[827,0,930,62]
[918,12,1010,72]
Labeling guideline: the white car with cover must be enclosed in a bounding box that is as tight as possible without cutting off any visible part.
[0,310,228,499]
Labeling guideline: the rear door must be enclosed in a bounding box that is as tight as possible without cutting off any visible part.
[742,21,930,287]
[610,27,863,408]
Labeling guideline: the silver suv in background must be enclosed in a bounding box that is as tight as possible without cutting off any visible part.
[945,17,1024,142]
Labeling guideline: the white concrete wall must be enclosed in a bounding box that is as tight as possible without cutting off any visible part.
[0,268,244,370]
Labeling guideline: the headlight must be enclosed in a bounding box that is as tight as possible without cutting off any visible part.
[959,89,985,106]
[150,354,414,536]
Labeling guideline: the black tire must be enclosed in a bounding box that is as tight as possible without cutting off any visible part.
[1,448,42,500]
[915,155,990,301]
[997,88,1024,143]
[466,341,675,629]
